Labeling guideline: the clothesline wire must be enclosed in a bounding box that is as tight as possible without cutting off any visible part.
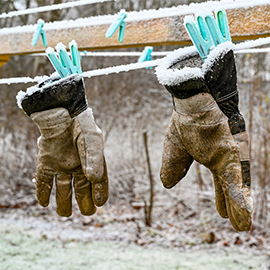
[0,0,114,19]
[32,51,171,57]
[30,47,270,58]
[0,59,161,85]
[1,38,270,85]
[234,48,270,54]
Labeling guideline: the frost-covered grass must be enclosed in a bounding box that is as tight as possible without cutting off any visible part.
[0,223,269,270]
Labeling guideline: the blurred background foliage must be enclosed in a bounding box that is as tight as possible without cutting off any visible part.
[0,0,270,237]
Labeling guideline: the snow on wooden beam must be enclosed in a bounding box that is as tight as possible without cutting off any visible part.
[0,3,270,57]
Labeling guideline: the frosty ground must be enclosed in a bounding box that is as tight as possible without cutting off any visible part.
[0,158,269,270]
[0,223,268,270]
[0,200,270,270]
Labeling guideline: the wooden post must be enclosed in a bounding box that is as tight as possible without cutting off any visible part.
[143,131,154,227]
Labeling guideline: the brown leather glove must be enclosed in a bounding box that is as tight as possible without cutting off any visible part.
[17,74,108,217]
[156,42,253,231]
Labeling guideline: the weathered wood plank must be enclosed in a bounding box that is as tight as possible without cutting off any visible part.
[0,55,10,68]
[0,4,269,56]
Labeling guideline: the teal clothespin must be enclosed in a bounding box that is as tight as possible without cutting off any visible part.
[106,10,127,43]
[32,19,47,47]
[204,10,231,46]
[69,40,82,74]
[184,10,231,61]
[138,46,153,69]
[46,47,68,78]
[46,40,82,78]
[184,15,213,61]
[56,43,78,76]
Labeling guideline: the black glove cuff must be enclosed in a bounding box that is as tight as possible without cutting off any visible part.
[165,78,209,99]
[204,49,237,102]
[156,46,209,99]
[21,74,88,118]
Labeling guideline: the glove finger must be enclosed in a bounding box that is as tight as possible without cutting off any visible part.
[213,175,228,219]
[220,165,253,231]
[160,137,193,188]
[226,188,253,232]
[225,201,241,232]
[36,168,54,207]
[55,173,73,217]
[76,108,104,181]
[73,171,96,216]
[160,113,193,189]
[91,157,109,207]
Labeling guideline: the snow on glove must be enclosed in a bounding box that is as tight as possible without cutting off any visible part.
[17,74,108,217]
[155,42,253,231]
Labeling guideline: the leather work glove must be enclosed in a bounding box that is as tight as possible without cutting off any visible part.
[155,42,253,231]
[17,74,108,217]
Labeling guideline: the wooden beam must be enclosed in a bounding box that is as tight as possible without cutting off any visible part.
[0,55,10,67]
[0,4,269,57]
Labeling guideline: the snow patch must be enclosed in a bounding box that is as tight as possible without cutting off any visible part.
[195,10,213,19]
[156,42,236,87]
[235,37,270,51]
[16,85,41,109]
[16,74,81,109]
[183,15,195,25]
[45,47,55,55]
[16,91,26,109]
[155,46,203,86]
[37,136,41,147]
[69,39,78,48]
[55,42,67,52]
[202,41,235,74]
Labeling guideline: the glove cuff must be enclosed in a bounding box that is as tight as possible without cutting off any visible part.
[174,92,216,115]
[21,74,88,118]
[31,108,72,138]
[203,41,237,103]
[155,46,208,99]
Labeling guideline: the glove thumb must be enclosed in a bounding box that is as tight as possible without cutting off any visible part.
[76,107,109,206]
